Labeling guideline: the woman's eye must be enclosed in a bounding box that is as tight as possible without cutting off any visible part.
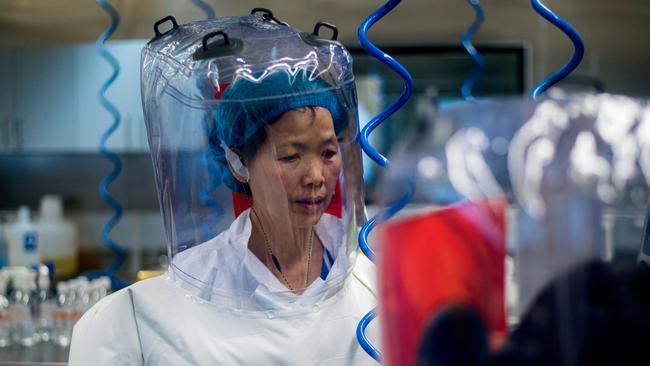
[323,150,338,159]
[279,154,299,162]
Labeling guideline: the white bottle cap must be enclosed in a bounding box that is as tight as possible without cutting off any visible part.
[56,281,68,293]
[17,206,30,223]
[38,273,50,290]
[38,264,49,277]
[67,278,79,289]
[39,195,63,219]
[77,277,90,289]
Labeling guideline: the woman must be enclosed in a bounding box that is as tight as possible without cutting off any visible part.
[69,12,378,365]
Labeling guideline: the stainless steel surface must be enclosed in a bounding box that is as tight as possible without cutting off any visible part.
[0,342,68,365]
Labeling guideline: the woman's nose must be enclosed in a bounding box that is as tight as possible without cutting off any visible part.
[301,158,325,187]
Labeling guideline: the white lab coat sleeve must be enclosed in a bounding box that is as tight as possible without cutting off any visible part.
[68,288,144,366]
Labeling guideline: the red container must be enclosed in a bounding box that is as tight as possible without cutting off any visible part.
[379,198,508,366]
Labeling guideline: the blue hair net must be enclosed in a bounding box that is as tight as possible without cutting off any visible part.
[210,70,350,193]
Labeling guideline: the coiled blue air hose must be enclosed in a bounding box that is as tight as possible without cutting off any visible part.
[356,308,380,360]
[356,0,414,362]
[96,0,127,289]
[191,0,215,19]
[357,0,414,170]
[530,0,584,99]
[460,0,485,101]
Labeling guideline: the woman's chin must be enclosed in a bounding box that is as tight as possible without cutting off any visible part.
[291,209,324,228]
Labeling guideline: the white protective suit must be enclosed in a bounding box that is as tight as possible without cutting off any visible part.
[69,209,379,365]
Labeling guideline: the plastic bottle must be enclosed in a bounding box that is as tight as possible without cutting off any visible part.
[6,207,40,268]
[0,270,11,347]
[35,266,54,342]
[9,270,38,346]
[51,281,70,347]
[62,280,79,345]
[98,276,112,301]
[73,278,91,315]
[99,276,112,298]
[88,279,102,307]
[36,195,79,279]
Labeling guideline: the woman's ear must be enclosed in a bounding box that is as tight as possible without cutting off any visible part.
[226,147,250,183]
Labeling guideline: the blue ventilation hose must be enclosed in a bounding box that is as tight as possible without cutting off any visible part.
[356,308,381,361]
[530,0,584,99]
[358,0,413,169]
[356,0,414,362]
[460,0,485,101]
[191,0,215,19]
[95,0,127,289]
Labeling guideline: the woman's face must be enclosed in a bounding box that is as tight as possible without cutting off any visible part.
[247,107,342,228]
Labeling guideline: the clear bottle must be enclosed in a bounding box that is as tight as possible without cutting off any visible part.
[88,276,112,308]
[74,277,91,315]
[51,281,70,347]
[88,279,101,307]
[62,280,79,346]
[9,271,38,346]
[0,269,11,347]
[99,276,112,299]
[35,266,54,342]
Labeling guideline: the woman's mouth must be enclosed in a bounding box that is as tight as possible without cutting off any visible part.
[295,197,326,211]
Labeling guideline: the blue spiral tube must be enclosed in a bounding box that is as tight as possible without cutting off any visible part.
[356,0,414,362]
[191,0,215,19]
[96,0,127,287]
[356,180,414,363]
[356,308,381,362]
[530,0,584,99]
[357,0,414,260]
[460,0,485,101]
[357,0,413,169]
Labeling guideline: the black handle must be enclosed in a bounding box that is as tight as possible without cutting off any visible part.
[313,21,338,41]
[153,16,178,37]
[251,7,273,17]
[250,7,287,26]
[202,31,230,52]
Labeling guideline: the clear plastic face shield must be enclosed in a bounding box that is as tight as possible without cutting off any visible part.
[375,95,650,365]
[141,14,364,314]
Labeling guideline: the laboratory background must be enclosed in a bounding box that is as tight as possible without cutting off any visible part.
[0,0,649,365]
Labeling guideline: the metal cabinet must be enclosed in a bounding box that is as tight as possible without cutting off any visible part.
[15,45,79,151]
[76,40,148,152]
[0,48,17,150]
[0,40,148,153]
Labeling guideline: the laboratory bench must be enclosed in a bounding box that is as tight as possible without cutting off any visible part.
[0,342,68,365]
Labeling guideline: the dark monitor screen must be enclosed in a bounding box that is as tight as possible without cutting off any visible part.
[350,44,527,100]
[349,44,527,185]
